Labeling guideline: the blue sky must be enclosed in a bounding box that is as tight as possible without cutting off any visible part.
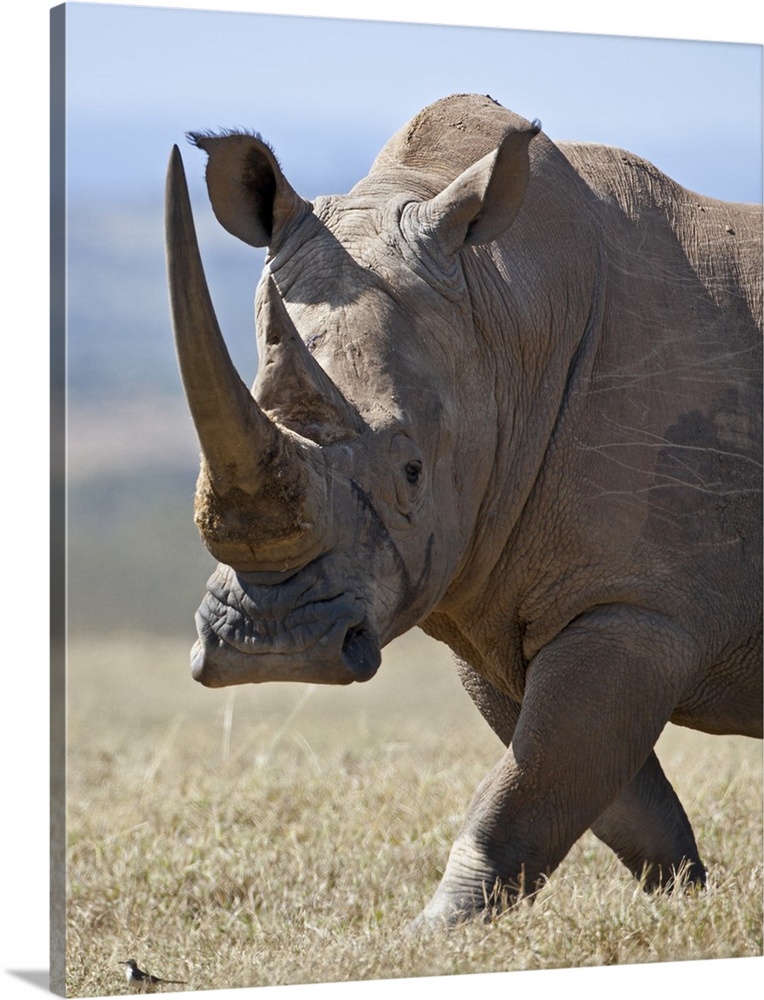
[62,2,762,203]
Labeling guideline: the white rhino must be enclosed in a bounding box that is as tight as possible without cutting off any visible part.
[165,94,762,926]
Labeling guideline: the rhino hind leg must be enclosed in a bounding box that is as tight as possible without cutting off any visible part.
[590,751,706,891]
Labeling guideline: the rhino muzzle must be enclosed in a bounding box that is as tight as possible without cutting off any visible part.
[189,564,381,687]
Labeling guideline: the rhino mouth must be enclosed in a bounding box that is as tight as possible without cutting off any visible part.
[189,564,381,687]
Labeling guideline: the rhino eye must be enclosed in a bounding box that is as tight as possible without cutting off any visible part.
[390,434,425,518]
[405,460,422,485]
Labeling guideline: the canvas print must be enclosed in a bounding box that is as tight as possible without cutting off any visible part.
[51,3,763,997]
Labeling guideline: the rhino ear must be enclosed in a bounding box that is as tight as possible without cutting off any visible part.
[188,131,310,248]
[411,124,541,255]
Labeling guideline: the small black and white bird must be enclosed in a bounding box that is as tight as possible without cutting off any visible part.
[119,959,186,992]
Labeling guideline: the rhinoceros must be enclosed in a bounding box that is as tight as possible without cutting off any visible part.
[165,93,762,927]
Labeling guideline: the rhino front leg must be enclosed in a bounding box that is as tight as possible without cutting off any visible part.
[417,606,698,927]
[456,658,706,894]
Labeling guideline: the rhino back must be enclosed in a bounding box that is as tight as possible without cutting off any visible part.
[559,139,762,321]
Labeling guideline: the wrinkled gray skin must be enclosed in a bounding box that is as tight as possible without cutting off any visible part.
[166,94,762,928]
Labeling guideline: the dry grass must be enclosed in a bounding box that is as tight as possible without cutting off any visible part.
[64,631,762,997]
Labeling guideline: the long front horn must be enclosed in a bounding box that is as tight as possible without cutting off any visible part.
[165,146,330,569]
[165,144,280,495]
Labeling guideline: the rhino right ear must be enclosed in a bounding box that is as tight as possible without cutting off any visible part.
[407,123,540,257]
[188,131,310,248]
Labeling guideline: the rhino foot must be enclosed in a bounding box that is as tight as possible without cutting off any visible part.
[407,835,528,933]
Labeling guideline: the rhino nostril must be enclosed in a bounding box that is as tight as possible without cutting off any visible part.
[341,623,381,682]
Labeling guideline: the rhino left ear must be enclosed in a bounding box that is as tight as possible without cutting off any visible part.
[411,124,541,255]
[188,131,310,248]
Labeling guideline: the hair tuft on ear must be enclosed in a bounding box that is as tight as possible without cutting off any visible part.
[187,128,279,160]
[185,131,307,248]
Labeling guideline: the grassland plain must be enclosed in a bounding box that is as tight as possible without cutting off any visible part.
[65,630,762,998]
